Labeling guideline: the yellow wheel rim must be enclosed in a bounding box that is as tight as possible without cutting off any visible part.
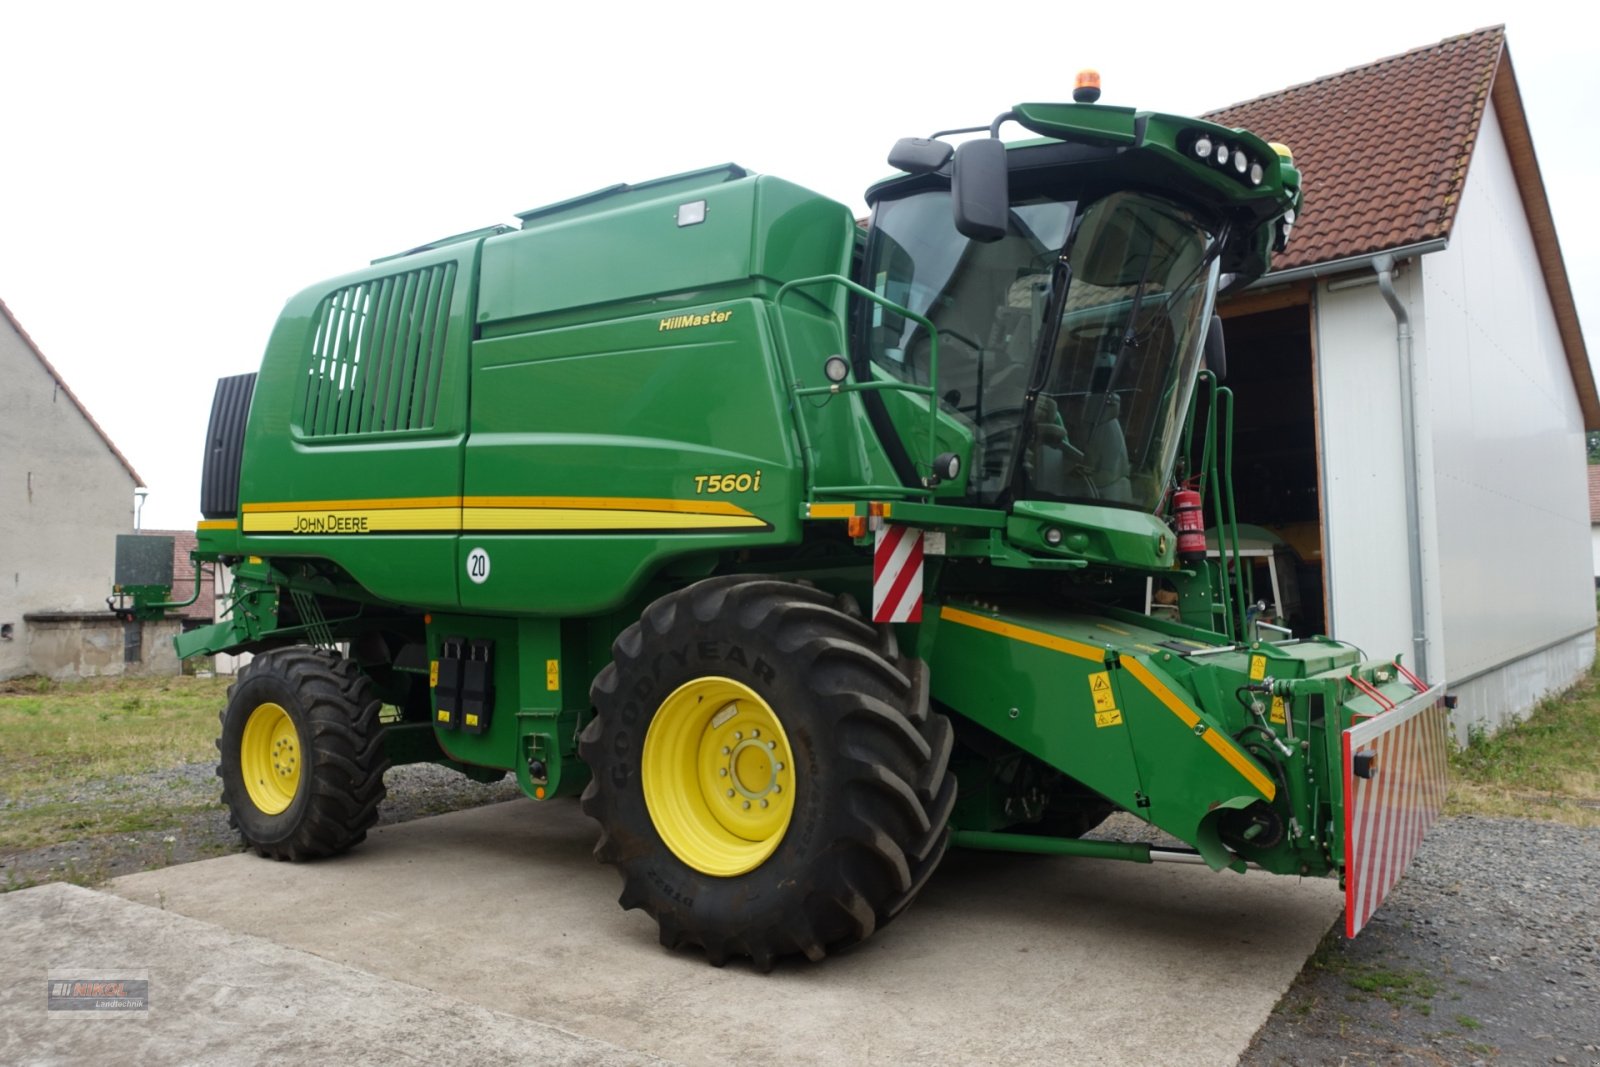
[240,702,301,815]
[642,676,796,877]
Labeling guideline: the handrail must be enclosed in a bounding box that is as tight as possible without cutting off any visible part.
[773,274,940,499]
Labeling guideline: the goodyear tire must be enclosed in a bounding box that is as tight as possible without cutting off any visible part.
[579,575,957,969]
[218,646,389,861]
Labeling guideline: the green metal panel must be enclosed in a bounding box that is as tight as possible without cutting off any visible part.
[234,240,480,609]
[930,599,1284,870]
[1007,501,1177,570]
[459,299,800,616]
[478,175,758,327]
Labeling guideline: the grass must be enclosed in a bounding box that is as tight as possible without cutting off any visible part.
[1297,928,1443,1016]
[1447,652,1600,827]
[0,673,228,852]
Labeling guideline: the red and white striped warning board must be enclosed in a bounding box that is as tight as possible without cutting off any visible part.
[873,524,924,622]
[1342,682,1450,937]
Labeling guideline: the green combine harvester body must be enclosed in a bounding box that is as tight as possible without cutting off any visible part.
[125,93,1450,965]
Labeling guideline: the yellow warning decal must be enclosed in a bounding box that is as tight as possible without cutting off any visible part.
[1088,671,1117,712]
[465,713,479,727]
[1270,695,1287,725]
[1250,655,1267,681]
[436,709,450,723]
[429,661,439,688]
[1095,709,1124,728]
[546,659,560,691]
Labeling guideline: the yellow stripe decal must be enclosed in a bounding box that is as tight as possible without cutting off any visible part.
[197,519,238,531]
[243,508,461,534]
[806,503,858,520]
[243,496,460,513]
[462,495,757,517]
[238,495,765,534]
[462,507,766,531]
[938,606,1104,663]
[1122,659,1277,800]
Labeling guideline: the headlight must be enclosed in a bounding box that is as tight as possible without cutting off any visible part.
[1233,151,1249,176]
[1214,143,1230,167]
[1249,161,1264,185]
[1193,134,1213,160]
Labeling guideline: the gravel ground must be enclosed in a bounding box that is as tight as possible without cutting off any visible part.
[0,762,521,889]
[5,766,1597,1065]
[1241,815,1600,1066]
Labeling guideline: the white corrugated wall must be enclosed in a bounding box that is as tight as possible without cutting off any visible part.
[1315,95,1594,739]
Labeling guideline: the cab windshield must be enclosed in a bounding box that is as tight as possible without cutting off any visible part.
[861,188,1217,512]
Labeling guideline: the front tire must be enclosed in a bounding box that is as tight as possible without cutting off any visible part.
[218,646,389,861]
[579,576,956,969]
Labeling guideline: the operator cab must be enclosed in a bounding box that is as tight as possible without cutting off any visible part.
[858,163,1220,512]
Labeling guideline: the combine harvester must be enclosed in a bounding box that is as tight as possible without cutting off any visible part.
[114,73,1451,967]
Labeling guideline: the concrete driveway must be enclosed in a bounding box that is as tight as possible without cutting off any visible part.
[6,799,1342,1065]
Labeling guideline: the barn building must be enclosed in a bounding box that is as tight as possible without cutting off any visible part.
[1207,27,1596,739]
[0,298,153,679]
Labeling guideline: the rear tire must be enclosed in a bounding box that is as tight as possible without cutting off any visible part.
[580,575,956,969]
[218,646,389,861]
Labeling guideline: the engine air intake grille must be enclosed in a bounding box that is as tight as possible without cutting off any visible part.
[299,263,456,437]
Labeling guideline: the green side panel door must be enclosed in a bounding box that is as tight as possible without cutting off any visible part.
[237,242,479,608]
[929,604,1146,813]
[931,603,1278,856]
[455,173,863,617]
[458,300,800,616]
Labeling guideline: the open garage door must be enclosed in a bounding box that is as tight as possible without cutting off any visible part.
[1216,287,1328,637]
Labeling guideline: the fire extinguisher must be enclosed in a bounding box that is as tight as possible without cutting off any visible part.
[1173,486,1206,564]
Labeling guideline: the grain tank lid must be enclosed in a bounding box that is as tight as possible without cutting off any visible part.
[372,223,518,265]
[514,163,750,227]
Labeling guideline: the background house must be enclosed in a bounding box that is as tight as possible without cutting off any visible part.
[1589,467,1600,585]
[0,297,163,680]
[1207,27,1595,739]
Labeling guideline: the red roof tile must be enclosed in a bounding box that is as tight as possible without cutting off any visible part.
[1206,28,1504,273]
[1588,467,1600,525]
[1208,28,1597,430]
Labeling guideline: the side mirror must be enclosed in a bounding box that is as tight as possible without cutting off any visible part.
[952,139,1008,243]
[888,137,953,175]
[1204,314,1227,382]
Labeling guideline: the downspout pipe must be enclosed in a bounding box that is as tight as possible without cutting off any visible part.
[1372,253,1429,682]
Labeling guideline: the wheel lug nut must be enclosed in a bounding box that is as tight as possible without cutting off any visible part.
[721,746,730,755]
[760,799,768,808]
[719,768,728,777]
[775,762,784,771]
[751,728,760,738]
[766,741,775,750]
[742,801,751,810]
[734,731,742,740]
[773,785,782,794]
[727,789,735,797]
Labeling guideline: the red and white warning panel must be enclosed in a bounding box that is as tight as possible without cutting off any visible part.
[873,525,924,623]
[1342,682,1450,937]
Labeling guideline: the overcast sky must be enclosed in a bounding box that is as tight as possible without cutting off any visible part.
[3,1,1595,530]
